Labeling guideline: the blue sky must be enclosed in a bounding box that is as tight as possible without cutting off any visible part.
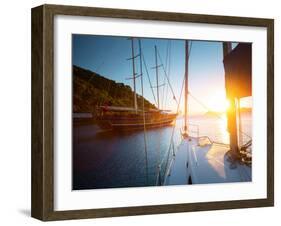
[72,35,245,115]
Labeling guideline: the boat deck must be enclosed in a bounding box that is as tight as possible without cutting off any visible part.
[164,137,251,185]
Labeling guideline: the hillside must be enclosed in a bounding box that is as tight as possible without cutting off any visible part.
[73,65,156,113]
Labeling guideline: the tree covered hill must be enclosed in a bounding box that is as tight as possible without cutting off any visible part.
[73,65,156,113]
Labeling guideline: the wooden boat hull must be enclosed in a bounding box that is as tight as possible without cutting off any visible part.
[97,113,177,131]
[111,118,175,131]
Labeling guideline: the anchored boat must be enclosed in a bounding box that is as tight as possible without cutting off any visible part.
[96,38,177,131]
[97,106,177,130]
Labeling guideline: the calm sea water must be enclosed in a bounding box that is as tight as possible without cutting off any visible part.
[73,113,252,190]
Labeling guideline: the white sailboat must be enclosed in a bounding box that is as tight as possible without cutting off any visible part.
[164,41,252,185]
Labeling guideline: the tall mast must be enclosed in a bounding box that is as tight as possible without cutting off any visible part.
[223,42,238,155]
[130,38,138,113]
[184,40,189,133]
[223,42,232,57]
[154,45,160,109]
[139,39,149,184]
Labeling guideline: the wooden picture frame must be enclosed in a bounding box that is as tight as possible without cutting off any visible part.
[31,4,274,221]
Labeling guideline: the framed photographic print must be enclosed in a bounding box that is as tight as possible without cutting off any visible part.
[31,4,274,221]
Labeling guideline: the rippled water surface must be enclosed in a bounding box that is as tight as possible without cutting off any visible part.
[73,113,252,189]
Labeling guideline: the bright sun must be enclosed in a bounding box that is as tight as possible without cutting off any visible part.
[208,92,230,113]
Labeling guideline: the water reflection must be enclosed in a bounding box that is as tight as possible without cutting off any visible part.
[73,114,251,189]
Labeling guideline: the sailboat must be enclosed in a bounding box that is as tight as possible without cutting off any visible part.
[96,38,177,131]
[164,41,252,185]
